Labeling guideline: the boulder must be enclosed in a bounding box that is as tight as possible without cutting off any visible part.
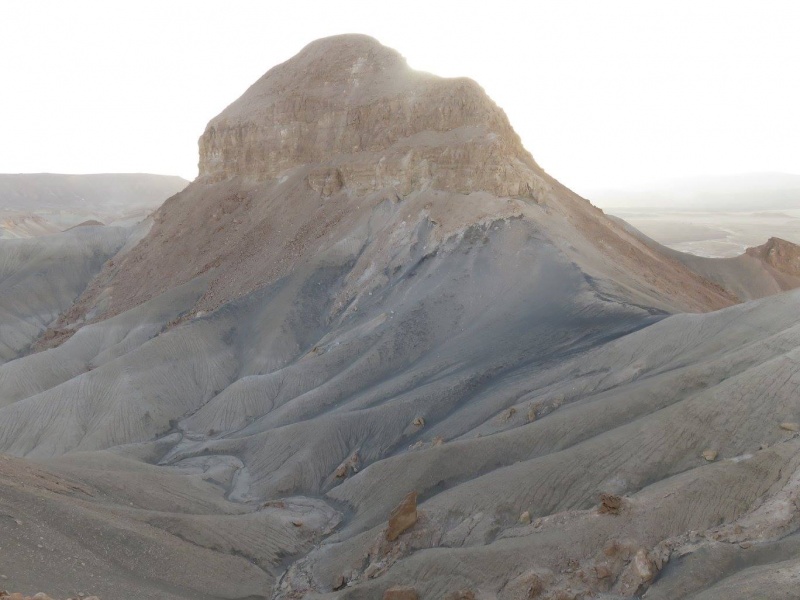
[386,491,418,541]
[383,586,419,600]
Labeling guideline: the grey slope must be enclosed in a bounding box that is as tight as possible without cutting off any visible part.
[0,226,129,364]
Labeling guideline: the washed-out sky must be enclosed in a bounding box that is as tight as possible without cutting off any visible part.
[1,0,799,197]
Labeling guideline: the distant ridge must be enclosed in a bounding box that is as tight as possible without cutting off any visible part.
[0,173,188,238]
[590,172,800,210]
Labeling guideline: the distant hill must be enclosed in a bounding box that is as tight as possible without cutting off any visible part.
[589,172,800,211]
[0,173,188,238]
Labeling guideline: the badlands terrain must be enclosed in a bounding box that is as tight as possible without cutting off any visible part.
[0,173,187,239]
[2,35,800,600]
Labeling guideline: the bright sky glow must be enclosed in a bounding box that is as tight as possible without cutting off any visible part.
[1,0,799,197]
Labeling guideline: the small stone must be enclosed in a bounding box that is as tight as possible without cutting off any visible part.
[519,510,531,524]
[412,416,425,427]
[739,541,752,549]
[383,585,418,600]
[502,570,549,598]
[527,405,537,423]
[408,441,424,451]
[333,574,346,590]
[444,590,476,600]
[498,407,517,422]
[291,520,303,527]
[599,493,623,515]
[779,422,800,432]
[595,564,612,579]
[701,449,718,461]
[365,562,383,579]
[386,491,418,541]
[614,549,655,595]
[432,436,444,447]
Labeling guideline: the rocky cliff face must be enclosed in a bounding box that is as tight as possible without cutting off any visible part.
[746,236,800,277]
[198,35,538,198]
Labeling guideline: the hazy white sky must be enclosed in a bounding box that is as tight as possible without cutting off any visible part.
[1,0,799,196]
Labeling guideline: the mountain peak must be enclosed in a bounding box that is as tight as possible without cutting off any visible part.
[198,35,536,193]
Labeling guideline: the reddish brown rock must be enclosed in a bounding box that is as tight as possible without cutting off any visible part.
[598,493,623,515]
[445,590,476,600]
[383,586,419,600]
[386,491,418,541]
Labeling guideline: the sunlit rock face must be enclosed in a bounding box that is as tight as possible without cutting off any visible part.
[198,34,541,198]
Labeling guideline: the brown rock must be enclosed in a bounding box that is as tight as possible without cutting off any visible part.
[386,491,418,541]
[613,549,655,595]
[779,422,800,432]
[701,449,718,461]
[598,493,623,515]
[595,564,612,579]
[498,407,517,423]
[501,568,552,598]
[412,416,425,427]
[519,510,531,524]
[365,562,384,579]
[333,574,346,590]
[432,436,444,447]
[445,590,476,600]
[307,167,344,197]
[333,452,360,478]
[746,237,800,277]
[527,406,537,423]
[383,586,419,600]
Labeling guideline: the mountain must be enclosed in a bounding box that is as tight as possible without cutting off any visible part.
[0,173,188,239]
[1,35,800,600]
